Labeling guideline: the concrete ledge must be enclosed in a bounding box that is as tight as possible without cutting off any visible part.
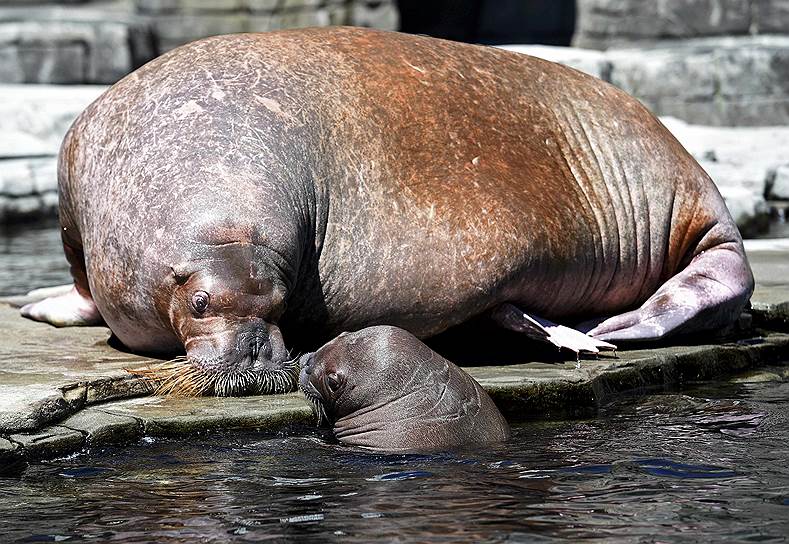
[1,321,786,465]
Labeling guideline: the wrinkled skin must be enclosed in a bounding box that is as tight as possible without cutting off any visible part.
[21,28,753,395]
[299,326,510,452]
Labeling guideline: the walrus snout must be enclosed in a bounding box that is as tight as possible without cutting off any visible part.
[173,318,297,396]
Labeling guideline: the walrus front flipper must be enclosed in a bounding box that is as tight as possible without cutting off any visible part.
[584,241,754,342]
[20,284,102,327]
[491,303,617,355]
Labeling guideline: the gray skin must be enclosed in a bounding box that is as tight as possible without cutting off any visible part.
[21,28,753,394]
[299,326,510,451]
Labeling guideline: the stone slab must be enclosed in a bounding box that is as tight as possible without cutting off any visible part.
[744,238,789,329]
[469,333,789,420]
[60,407,142,446]
[573,0,773,49]
[0,303,156,434]
[101,394,312,436]
[9,425,84,459]
[507,36,789,127]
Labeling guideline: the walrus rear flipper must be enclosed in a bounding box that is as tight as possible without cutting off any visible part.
[583,241,754,342]
[491,303,617,356]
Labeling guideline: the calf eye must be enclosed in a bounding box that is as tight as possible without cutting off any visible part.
[191,291,210,314]
[326,373,341,392]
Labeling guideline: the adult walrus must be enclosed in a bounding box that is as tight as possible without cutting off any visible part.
[299,326,510,451]
[21,27,753,395]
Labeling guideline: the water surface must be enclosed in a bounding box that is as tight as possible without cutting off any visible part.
[2,377,788,542]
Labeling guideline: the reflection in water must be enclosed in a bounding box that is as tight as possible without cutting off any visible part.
[2,377,788,542]
[0,221,70,296]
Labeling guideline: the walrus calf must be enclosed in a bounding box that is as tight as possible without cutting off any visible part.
[299,326,510,451]
[21,27,753,396]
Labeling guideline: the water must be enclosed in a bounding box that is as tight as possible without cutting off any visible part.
[2,377,788,542]
[0,221,70,296]
[2,226,788,542]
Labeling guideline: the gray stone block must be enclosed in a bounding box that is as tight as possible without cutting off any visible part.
[326,3,349,25]
[0,195,46,222]
[714,40,789,98]
[575,0,753,49]
[0,159,34,197]
[605,37,789,126]
[608,48,717,101]
[0,5,156,84]
[90,22,135,84]
[247,14,275,32]
[270,8,329,30]
[135,0,179,13]
[154,14,246,51]
[29,158,58,194]
[767,165,789,200]
[10,426,85,459]
[61,408,142,446]
[280,0,322,8]
[349,0,398,30]
[248,0,281,11]
[179,0,246,12]
[0,46,21,83]
[754,0,789,33]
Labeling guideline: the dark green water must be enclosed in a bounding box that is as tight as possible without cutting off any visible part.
[2,376,788,543]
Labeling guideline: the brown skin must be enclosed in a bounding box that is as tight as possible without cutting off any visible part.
[299,326,510,452]
[21,27,753,394]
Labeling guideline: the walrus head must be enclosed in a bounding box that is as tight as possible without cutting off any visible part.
[298,326,436,428]
[142,227,300,396]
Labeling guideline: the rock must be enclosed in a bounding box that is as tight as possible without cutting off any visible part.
[744,238,789,329]
[608,36,789,126]
[349,0,399,30]
[152,14,247,52]
[102,395,312,437]
[10,426,85,459]
[0,84,107,153]
[767,165,789,200]
[503,36,789,126]
[0,85,105,223]
[720,186,770,237]
[0,9,156,84]
[61,408,143,446]
[755,0,789,33]
[0,303,155,435]
[657,116,789,234]
[574,0,755,49]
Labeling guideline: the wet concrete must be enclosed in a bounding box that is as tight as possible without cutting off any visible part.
[1,239,788,464]
[745,238,789,329]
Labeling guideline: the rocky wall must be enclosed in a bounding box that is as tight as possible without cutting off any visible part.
[574,0,789,49]
[0,0,398,84]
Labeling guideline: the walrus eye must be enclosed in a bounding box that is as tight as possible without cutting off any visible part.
[191,291,210,314]
[326,372,342,393]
